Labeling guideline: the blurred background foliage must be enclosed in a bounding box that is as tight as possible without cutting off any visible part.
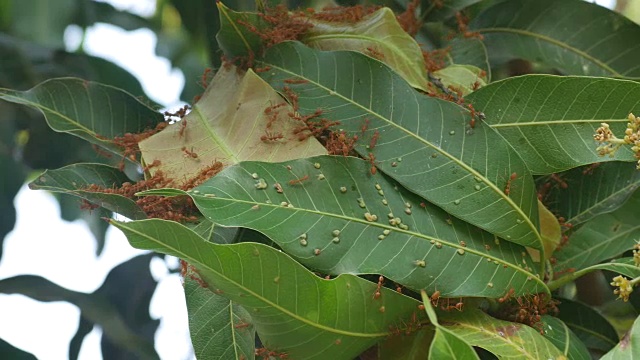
[1,0,640,358]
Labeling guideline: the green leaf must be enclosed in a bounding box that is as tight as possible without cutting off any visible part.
[139,66,327,183]
[439,308,564,359]
[185,277,255,359]
[466,75,640,174]
[304,8,429,91]
[446,38,491,81]
[469,0,640,78]
[421,0,483,22]
[189,156,547,297]
[540,315,590,360]
[0,338,36,360]
[112,218,424,359]
[432,64,486,96]
[0,78,164,157]
[552,191,640,274]
[550,258,640,289]
[601,315,640,359]
[0,275,158,360]
[543,162,640,226]
[216,2,265,58]
[555,298,618,354]
[258,41,543,256]
[28,163,146,220]
[377,328,434,359]
[419,290,479,360]
[8,0,75,48]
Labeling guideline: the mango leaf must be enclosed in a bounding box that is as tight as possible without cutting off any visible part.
[540,315,590,360]
[432,64,486,96]
[550,258,640,289]
[552,191,640,274]
[0,275,158,360]
[446,37,491,81]
[138,65,327,184]
[555,298,618,355]
[601,315,640,359]
[469,0,640,78]
[216,2,265,58]
[543,162,640,226]
[0,338,36,360]
[533,200,560,263]
[439,308,564,359]
[185,277,255,359]
[28,163,146,220]
[188,155,547,297]
[111,218,424,359]
[377,328,434,359]
[419,290,479,360]
[0,78,163,157]
[466,75,640,174]
[304,8,429,91]
[421,0,483,22]
[258,41,544,257]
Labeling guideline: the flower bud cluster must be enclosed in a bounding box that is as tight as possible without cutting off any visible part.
[594,113,640,169]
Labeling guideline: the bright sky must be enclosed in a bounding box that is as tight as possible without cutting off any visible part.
[0,0,193,359]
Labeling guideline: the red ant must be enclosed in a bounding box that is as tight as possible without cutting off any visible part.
[283,78,309,84]
[201,68,213,88]
[178,118,188,137]
[254,66,271,73]
[234,321,251,329]
[368,153,377,175]
[504,172,517,195]
[288,175,309,185]
[361,118,370,134]
[430,290,441,307]
[373,276,384,300]
[181,146,198,159]
[550,173,568,189]
[498,288,515,303]
[260,131,284,142]
[369,130,380,149]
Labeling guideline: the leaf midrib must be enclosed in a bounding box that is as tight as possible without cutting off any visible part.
[114,220,391,338]
[489,119,628,128]
[475,28,621,77]
[258,56,543,252]
[449,321,540,359]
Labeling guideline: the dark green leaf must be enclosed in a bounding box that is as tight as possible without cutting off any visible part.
[543,162,640,226]
[73,1,152,31]
[422,0,483,22]
[28,163,146,220]
[216,2,265,59]
[540,315,590,360]
[467,75,640,174]
[469,0,640,78]
[258,41,544,256]
[112,218,424,359]
[439,308,564,359]
[377,328,434,359]
[0,338,36,360]
[446,37,491,81]
[555,298,618,354]
[601,315,640,359]
[189,156,547,297]
[0,78,164,157]
[185,277,255,359]
[552,192,640,274]
[0,275,158,360]
[8,0,75,48]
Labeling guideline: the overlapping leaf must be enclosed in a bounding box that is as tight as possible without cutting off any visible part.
[601,315,640,359]
[138,66,327,184]
[553,191,640,274]
[555,298,618,354]
[216,2,264,59]
[28,163,146,220]
[421,0,483,22]
[551,258,640,288]
[185,277,255,359]
[187,156,547,297]
[439,308,564,359]
[377,328,434,359]
[112,218,423,359]
[419,290,479,360]
[469,0,640,78]
[257,41,543,255]
[467,75,640,174]
[540,315,590,360]
[0,78,163,156]
[446,37,491,81]
[543,162,640,226]
[432,64,486,96]
[305,8,430,91]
